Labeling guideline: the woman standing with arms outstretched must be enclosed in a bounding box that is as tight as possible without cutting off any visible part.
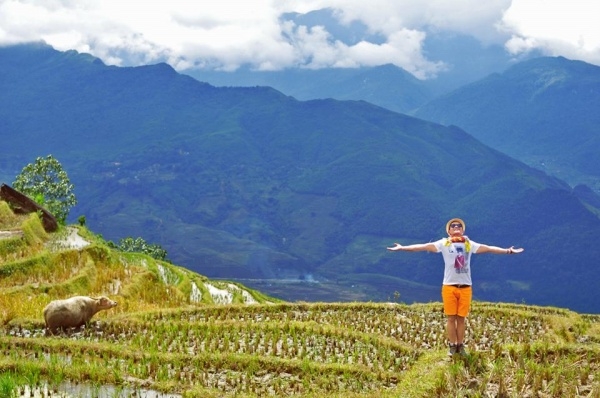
[387,218,524,356]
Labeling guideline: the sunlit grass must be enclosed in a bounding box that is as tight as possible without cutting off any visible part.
[3,300,600,397]
[3,211,600,396]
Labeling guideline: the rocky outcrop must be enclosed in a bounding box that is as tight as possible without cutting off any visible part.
[0,183,58,232]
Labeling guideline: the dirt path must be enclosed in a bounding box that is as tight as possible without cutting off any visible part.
[0,230,24,239]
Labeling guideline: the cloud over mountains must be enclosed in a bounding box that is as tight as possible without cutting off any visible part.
[1,0,598,78]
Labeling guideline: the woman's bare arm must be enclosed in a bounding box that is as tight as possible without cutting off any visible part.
[387,242,438,253]
[476,244,524,254]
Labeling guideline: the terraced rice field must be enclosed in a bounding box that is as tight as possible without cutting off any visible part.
[2,205,600,397]
[3,301,599,397]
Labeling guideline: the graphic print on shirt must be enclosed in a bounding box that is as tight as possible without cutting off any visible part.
[453,246,468,274]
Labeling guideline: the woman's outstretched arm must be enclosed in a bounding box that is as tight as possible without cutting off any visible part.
[476,244,524,254]
[387,242,438,253]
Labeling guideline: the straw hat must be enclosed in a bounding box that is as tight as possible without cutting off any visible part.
[446,218,466,234]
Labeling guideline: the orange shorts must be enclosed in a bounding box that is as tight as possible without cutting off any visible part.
[442,285,472,317]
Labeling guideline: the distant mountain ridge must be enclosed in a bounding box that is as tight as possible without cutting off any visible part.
[2,43,600,312]
[186,63,432,114]
[415,56,600,193]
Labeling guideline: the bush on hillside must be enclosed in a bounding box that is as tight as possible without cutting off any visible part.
[110,236,168,261]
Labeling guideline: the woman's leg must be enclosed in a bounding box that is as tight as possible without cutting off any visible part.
[446,315,458,343]
[455,315,465,345]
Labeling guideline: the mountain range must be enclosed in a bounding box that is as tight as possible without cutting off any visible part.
[186,63,432,115]
[414,56,600,192]
[1,42,600,313]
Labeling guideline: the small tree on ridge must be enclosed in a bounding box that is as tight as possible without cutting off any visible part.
[13,155,77,223]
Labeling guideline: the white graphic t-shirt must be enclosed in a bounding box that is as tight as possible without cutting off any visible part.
[433,237,481,286]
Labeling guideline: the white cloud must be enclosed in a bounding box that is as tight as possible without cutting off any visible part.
[277,21,443,78]
[501,0,600,64]
[0,0,599,77]
[298,0,512,43]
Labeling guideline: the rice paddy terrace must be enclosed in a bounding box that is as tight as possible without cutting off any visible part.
[2,201,600,397]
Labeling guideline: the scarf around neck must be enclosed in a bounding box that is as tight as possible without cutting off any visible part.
[445,236,471,252]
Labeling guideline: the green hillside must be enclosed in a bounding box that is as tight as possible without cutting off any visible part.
[414,56,600,192]
[3,44,600,313]
[2,204,600,397]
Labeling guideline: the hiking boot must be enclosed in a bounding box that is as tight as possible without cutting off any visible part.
[448,343,458,356]
[456,344,467,356]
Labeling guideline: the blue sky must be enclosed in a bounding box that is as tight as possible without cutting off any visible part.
[0,0,598,79]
